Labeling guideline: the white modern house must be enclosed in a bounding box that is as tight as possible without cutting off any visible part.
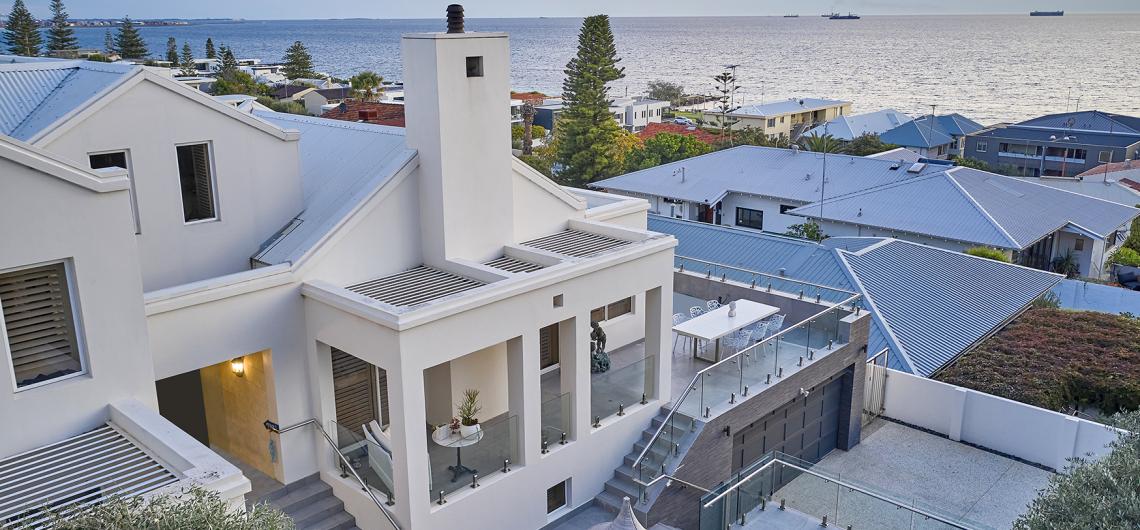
[703,98,852,139]
[535,96,668,134]
[0,14,678,530]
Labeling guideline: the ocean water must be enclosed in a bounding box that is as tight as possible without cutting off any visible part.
[74,15,1140,123]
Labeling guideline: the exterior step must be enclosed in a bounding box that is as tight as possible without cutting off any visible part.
[605,477,640,501]
[275,481,334,514]
[290,495,347,527]
[301,510,358,530]
[256,474,360,530]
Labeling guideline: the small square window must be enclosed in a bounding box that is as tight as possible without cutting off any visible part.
[547,480,568,514]
[466,56,483,77]
[1074,239,1084,251]
[1,262,85,389]
[976,141,988,153]
[553,294,564,308]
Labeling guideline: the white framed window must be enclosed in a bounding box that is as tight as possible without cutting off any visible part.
[1099,150,1112,163]
[89,150,140,234]
[1,260,86,390]
[1074,238,1085,251]
[976,141,987,153]
[175,142,218,223]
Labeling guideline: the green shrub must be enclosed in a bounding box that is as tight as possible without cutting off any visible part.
[1014,410,1140,529]
[53,486,294,529]
[965,246,1010,262]
[1110,247,1140,267]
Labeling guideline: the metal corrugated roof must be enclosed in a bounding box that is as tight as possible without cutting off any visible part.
[840,240,1061,376]
[803,109,912,141]
[789,167,1140,249]
[0,58,136,141]
[880,119,955,148]
[1017,110,1140,134]
[648,216,1061,376]
[971,124,1140,147]
[592,145,943,205]
[252,112,415,265]
[928,113,985,137]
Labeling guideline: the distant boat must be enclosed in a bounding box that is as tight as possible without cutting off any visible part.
[829,13,861,20]
[822,12,838,17]
[783,14,800,18]
[1030,10,1064,16]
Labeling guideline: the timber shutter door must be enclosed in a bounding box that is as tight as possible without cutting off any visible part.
[332,348,378,437]
[191,144,215,218]
[0,263,82,387]
[539,323,559,370]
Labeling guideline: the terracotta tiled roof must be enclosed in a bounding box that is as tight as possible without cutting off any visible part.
[510,91,548,105]
[320,100,405,127]
[1077,160,1138,177]
[638,122,718,145]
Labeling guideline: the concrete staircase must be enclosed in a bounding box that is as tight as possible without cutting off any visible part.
[594,408,701,519]
[255,474,359,530]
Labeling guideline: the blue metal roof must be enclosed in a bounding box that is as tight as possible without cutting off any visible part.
[1017,110,1140,134]
[839,241,1061,376]
[803,109,912,141]
[0,58,137,141]
[648,216,1062,376]
[592,145,943,205]
[971,124,1140,148]
[729,98,850,118]
[789,167,1140,249]
[924,113,985,137]
[252,111,415,265]
[880,119,954,148]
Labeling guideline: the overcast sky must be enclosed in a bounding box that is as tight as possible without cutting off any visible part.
[25,1,1140,20]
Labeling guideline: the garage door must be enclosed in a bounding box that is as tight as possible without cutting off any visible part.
[731,371,845,474]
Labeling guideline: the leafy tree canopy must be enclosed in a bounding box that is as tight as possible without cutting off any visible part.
[625,132,711,172]
[555,14,626,186]
[179,42,195,77]
[205,37,216,59]
[3,0,42,56]
[46,0,78,54]
[282,40,317,80]
[646,80,685,106]
[115,16,148,59]
[349,71,384,102]
[951,156,993,171]
[512,124,548,144]
[843,133,898,156]
[786,221,827,242]
[212,70,268,97]
[53,486,294,529]
[965,246,1010,262]
[165,36,178,64]
[800,133,843,154]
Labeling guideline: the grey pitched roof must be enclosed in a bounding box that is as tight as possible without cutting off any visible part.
[804,109,912,141]
[1017,110,1140,134]
[251,111,415,265]
[648,215,1062,376]
[918,113,985,137]
[880,119,955,148]
[971,124,1140,147]
[1013,175,1140,207]
[0,57,137,141]
[865,147,923,163]
[591,145,943,205]
[789,167,1140,249]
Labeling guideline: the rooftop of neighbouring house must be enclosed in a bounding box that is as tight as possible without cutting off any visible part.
[803,108,912,141]
[727,97,851,117]
[0,56,138,141]
[787,166,1140,250]
[1076,160,1140,178]
[1016,110,1140,134]
[1013,174,1140,206]
[865,147,923,163]
[590,145,945,205]
[648,216,1062,376]
[879,117,955,148]
[971,123,1140,147]
[251,111,415,265]
[509,90,548,105]
[320,100,406,127]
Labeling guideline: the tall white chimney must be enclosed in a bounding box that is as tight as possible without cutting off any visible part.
[402,5,514,265]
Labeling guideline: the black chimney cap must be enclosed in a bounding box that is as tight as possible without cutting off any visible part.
[446,4,464,34]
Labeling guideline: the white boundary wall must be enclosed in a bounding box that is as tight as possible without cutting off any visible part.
[881,369,1119,472]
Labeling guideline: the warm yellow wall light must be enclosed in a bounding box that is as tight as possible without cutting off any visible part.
[230,357,245,377]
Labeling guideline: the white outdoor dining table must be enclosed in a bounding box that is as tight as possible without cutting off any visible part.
[672,300,780,362]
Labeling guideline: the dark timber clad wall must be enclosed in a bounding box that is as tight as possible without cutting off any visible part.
[647,312,870,529]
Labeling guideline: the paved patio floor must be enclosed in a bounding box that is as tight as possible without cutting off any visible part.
[741,421,1053,529]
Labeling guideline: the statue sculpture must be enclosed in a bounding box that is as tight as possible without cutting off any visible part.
[590,321,610,373]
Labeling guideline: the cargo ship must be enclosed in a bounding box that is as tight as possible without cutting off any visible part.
[1030,10,1064,16]
[829,13,861,20]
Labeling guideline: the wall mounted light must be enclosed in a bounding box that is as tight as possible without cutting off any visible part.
[230,357,245,377]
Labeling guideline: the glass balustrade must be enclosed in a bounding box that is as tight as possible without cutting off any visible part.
[591,355,655,425]
[427,414,518,503]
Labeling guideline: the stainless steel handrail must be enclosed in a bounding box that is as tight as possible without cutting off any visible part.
[631,291,861,482]
[675,256,860,299]
[640,472,712,494]
[266,419,401,530]
[700,453,973,529]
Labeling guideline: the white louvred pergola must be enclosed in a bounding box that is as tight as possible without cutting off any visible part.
[589,496,648,530]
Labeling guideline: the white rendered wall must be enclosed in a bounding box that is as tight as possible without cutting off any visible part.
[881,369,1119,472]
[719,194,805,234]
[42,79,303,292]
[0,158,156,456]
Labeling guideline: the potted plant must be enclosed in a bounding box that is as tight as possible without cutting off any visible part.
[456,388,482,438]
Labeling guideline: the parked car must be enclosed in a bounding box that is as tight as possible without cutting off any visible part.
[673,117,695,126]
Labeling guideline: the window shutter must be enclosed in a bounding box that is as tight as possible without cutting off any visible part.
[191,145,215,219]
[0,263,81,387]
[331,348,378,437]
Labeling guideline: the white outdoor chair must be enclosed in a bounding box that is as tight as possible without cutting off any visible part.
[672,313,688,355]
[729,328,753,356]
[765,314,786,338]
[706,300,721,311]
[689,306,705,318]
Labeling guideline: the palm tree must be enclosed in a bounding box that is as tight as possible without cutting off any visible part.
[349,71,384,102]
[801,133,842,153]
